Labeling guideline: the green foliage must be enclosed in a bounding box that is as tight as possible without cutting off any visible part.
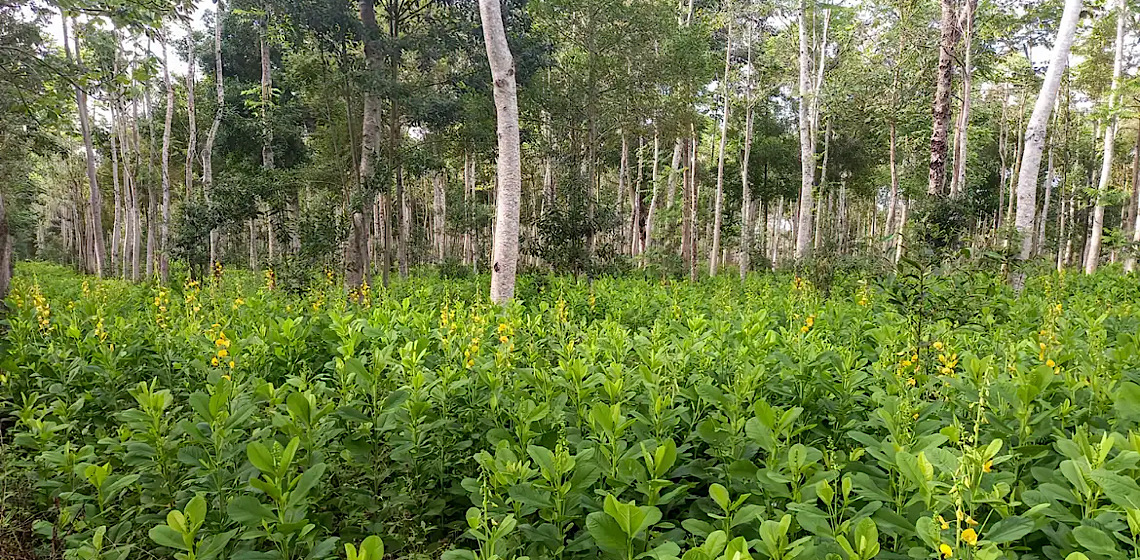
[5,262,1140,560]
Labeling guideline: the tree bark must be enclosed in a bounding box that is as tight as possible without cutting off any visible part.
[160,36,174,283]
[204,1,225,273]
[185,28,197,200]
[710,10,732,276]
[348,0,383,291]
[0,190,11,302]
[64,15,107,277]
[1127,120,1140,272]
[433,171,447,262]
[480,0,522,303]
[794,0,815,260]
[948,0,977,198]
[1085,0,1123,273]
[928,0,961,196]
[739,23,755,280]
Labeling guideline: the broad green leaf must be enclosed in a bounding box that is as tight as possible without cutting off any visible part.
[709,483,731,512]
[587,511,628,554]
[246,442,275,475]
[1072,525,1119,557]
[148,525,190,551]
[981,516,1033,544]
[227,496,274,525]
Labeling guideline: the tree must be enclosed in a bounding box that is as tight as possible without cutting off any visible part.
[479,0,521,303]
[794,0,814,260]
[1015,0,1083,261]
[928,0,960,196]
[1084,0,1123,273]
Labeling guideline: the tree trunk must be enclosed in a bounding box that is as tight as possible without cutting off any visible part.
[644,128,662,255]
[795,0,815,260]
[1127,121,1140,272]
[160,36,174,283]
[739,25,755,280]
[145,80,157,279]
[185,28,197,199]
[259,12,275,267]
[0,190,11,302]
[928,0,960,196]
[948,0,977,198]
[110,104,123,276]
[348,0,383,292]
[1085,0,1123,273]
[710,11,732,276]
[204,0,225,273]
[64,15,107,277]
[479,0,522,303]
[1035,144,1055,255]
[433,171,447,262]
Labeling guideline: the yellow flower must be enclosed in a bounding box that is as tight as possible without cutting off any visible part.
[228,360,235,369]
[965,516,978,527]
[907,378,916,387]
[939,543,953,558]
[938,515,949,530]
[1046,359,1055,367]
[217,348,229,358]
[982,460,992,473]
[1038,342,1047,351]
[933,341,944,351]
[222,374,231,381]
[960,528,977,546]
[901,360,912,368]
[800,326,810,333]
[211,357,220,366]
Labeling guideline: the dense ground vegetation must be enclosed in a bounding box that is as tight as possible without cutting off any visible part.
[3,262,1140,560]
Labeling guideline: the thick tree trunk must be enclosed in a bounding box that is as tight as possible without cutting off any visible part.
[928,0,960,196]
[204,1,225,273]
[348,0,383,291]
[710,14,732,276]
[794,0,814,260]
[64,15,107,277]
[480,0,522,303]
[160,37,174,283]
[1085,0,1123,273]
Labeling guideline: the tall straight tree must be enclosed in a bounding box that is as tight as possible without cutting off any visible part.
[709,5,732,276]
[928,0,960,195]
[159,34,174,282]
[62,14,107,276]
[739,19,755,280]
[348,0,383,292]
[1015,0,1082,261]
[794,0,814,259]
[1085,0,1124,273]
[479,0,522,303]
[203,0,225,272]
[948,0,977,198]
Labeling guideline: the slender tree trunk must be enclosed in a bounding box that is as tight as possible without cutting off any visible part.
[631,137,644,256]
[0,190,10,302]
[160,37,174,283]
[433,171,447,261]
[928,0,961,196]
[204,0,224,272]
[794,0,815,260]
[689,127,699,281]
[259,12,274,266]
[997,88,1009,229]
[349,0,383,291]
[1036,144,1055,255]
[1085,0,1123,273]
[479,0,522,303]
[185,29,197,199]
[1127,120,1140,272]
[739,26,755,280]
[710,11,733,276]
[681,138,694,270]
[1006,90,1026,228]
[885,121,900,252]
[644,127,662,255]
[63,15,106,277]
[949,0,977,198]
[110,104,123,276]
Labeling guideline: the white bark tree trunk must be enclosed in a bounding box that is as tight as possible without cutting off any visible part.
[794,0,814,260]
[710,11,732,276]
[1016,0,1082,260]
[1085,0,1123,273]
[160,36,174,283]
[64,15,107,277]
[480,0,522,303]
[204,1,224,273]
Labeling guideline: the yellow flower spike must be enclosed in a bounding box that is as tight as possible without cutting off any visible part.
[939,543,954,558]
[960,528,978,546]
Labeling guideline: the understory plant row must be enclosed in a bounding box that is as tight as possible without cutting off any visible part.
[2,262,1140,560]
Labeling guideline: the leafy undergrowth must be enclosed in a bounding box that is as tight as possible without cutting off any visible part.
[2,262,1140,560]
